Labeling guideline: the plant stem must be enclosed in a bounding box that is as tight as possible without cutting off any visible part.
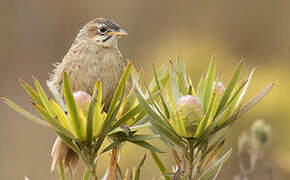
[188,154,194,179]
[108,147,119,180]
[85,144,98,180]
[88,155,97,180]
[90,166,97,180]
[186,140,195,179]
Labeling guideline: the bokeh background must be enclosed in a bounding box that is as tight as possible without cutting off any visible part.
[1,0,290,179]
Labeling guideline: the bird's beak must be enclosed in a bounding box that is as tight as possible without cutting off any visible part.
[107,29,128,36]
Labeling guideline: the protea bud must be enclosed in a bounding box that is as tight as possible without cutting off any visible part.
[213,81,225,95]
[73,91,92,112]
[250,119,271,148]
[176,95,203,136]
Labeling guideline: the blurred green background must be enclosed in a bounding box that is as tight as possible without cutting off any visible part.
[0,0,289,179]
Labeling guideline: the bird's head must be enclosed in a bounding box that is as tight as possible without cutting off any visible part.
[79,18,127,48]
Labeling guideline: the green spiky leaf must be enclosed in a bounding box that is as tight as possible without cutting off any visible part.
[151,151,171,180]
[129,140,163,153]
[20,79,43,107]
[214,61,243,118]
[62,72,82,139]
[1,97,50,128]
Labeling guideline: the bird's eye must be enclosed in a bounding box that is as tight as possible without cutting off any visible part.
[98,27,107,35]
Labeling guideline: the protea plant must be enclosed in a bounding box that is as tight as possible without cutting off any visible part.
[134,56,273,179]
[1,56,273,180]
[1,63,161,179]
[236,119,271,179]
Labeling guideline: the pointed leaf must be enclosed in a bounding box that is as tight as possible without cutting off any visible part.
[216,80,248,126]
[110,122,152,135]
[212,82,274,134]
[112,104,143,130]
[237,82,274,119]
[197,74,206,102]
[121,67,142,115]
[33,103,74,139]
[62,72,82,139]
[214,61,243,118]
[34,77,54,115]
[92,80,103,137]
[183,57,190,89]
[47,81,66,111]
[148,63,169,95]
[134,88,185,147]
[107,62,132,116]
[172,57,187,95]
[153,64,170,119]
[82,169,91,180]
[134,88,172,131]
[170,67,181,103]
[50,99,72,132]
[129,140,163,153]
[112,90,160,130]
[56,161,66,180]
[128,135,160,141]
[149,119,185,148]
[101,140,122,154]
[117,163,124,180]
[203,56,216,113]
[93,99,123,156]
[19,80,43,107]
[121,89,137,115]
[1,97,50,128]
[57,133,82,156]
[134,154,146,180]
[150,151,171,180]
[86,91,97,141]
[235,68,255,108]
[200,149,232,180]
[195,74,221,137]
[87,80,102,140]
[201,140,225,169]
[195,92,217,137]
[69,166,74,180]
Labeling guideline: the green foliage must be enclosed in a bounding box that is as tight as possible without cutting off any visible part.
[1,57,273,180]
[151,151,171,180]
[133,56,273,179]
[82,169,91,180]
[1,62,155,179]
[56,161,66,180]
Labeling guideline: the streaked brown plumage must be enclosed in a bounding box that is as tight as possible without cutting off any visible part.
[48,17,128,171]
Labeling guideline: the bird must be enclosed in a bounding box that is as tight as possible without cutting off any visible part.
[48,17,128,172]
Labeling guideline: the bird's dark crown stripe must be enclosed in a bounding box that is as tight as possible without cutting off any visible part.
[103,19,120,30]
[93,18,121,31]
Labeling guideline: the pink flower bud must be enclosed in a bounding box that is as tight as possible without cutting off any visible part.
[213,81,225,95]
[73,91,92,110]
[177,95,203,135]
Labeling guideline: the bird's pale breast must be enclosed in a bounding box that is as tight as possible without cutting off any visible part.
[50,42,125,107]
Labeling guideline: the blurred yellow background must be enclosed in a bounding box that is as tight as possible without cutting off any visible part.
[0,0,289,179]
